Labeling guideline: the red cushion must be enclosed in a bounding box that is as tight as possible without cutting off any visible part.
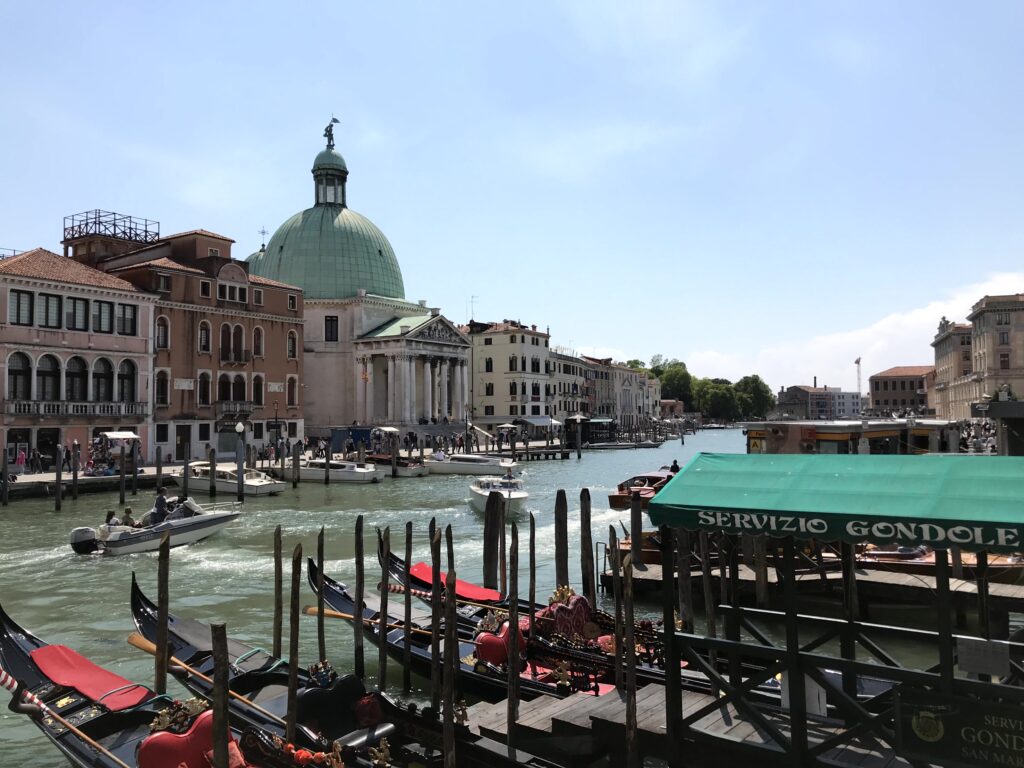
[409,562,501,602]
[138,710,217,768]
[475,621,527,666]
[30,645,151,712]
[547,595,592,636]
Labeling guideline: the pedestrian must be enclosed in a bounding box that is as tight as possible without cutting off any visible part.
[29,448,41,474]
[62,443,72,472]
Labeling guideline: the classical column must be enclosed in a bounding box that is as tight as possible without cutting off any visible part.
[354,356,366,423]
[452,360,463,421]
[405,355,415,423]
[386,355,396,423]
[426,359,436,421]
[439,359,450,420]
[461,361,469,421]
[364,355,375,424]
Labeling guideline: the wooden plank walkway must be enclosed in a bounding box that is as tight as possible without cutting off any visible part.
[467,685,917,767]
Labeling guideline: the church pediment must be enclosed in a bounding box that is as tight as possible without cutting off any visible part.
[408,316,470,346]
[357,313,469,346]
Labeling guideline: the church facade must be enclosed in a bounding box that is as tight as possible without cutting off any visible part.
[248,126,469,433]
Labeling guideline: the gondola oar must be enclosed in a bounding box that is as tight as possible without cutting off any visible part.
[126,632,288,727]
[302,606,484,643]
[0,663,133,768]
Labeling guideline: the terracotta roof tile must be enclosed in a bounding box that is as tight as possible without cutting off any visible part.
[162,229,235,243]
[248,273,302,290]
[0,248,142,293]
[871,366,935,378]
[109,257,204,275]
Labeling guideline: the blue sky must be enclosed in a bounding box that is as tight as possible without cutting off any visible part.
[3,2,1023,394]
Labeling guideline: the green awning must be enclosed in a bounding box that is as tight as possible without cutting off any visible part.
[647,453,1024,553]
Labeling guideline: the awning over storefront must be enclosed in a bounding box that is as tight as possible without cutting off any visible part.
[647,452,1024,553]
[101,432,141,441]
[522,416,555,427]
[589,417,613,424]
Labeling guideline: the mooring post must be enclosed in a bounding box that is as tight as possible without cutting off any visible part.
[131,439,139,496]
[935,547,954,692]
[951,547,967,628]
[529,512,537,641]
[629,491,642,564]
[482,491,501,589]
[506,522,520,756]
[609,526,624,691]
[699,531,718,696]
[378,526,391,691]
[291,443,300,488]
[272,525,283,658]
[119,444,126,505]
[324,447,330,485]
[391,436,398,479]
[236,436,245,503]
[445,523,455,572]
[754,534,769,608]
[153,446,160,497]
[286,543,301,745]
[155,532,170,694]
[403,521,413,692]
[442,570,457,768]
[782,537,807,763]
[575,419,582,460]
[580,488,595,606]
[317,526,326,662]
[677,528,693,632]
[211,623,229,768]
[554,489,569,588]
[977,550,991,656]
[430,525,443,711]
[354,515,365,679]
[54,446,62,512]
[660,526,682,766]
[840,541,858,705]
[499,499,508,596]
[208,448,216,498]
[623,554,639,768]
[1,437,9,507]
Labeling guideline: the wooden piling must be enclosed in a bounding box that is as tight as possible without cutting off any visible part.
[211,623,229,768]
[156,533,170,695]
[629,491,642,564]
[445,524,455,573]
[782,538,807,762]
[181,444,190,500]
[529,512,536,641]
[699,532,717,637]
[119,445,126,505]
[442,570,457,768]
[506,522,520,755]
[660,526,682,764]
[291,443,300,488]
[208,448,217,497]
[153,446,160,496]
[609,526,624,691]
[273,525,283,658]
[580,488,595,606]
[554,489,569,588]
[324,447,330,485]
[753,535,769,608]
[286,543,301,744]
[623,554,639,768]
[1,439,8,507]
[935,548,954,693]
[403,521,413,692]
[391,437,398,479]
[575,419,582,459]
[378,526,390,691]
[236,438,245,503]
[316,526,326,662]
[131,439,139,496]
[499,500,507,597]
[54,447,62,511]
[677,528,693,633]
[430,525,442,711]
[951,547,967,628]
[354,515,365,679]
[482,491,502,589]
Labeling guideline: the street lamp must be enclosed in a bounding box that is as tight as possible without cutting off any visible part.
[234,421,245,502]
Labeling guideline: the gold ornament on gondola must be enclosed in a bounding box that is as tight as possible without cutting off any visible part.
[548,585,576,606]
[150,697,209,733]
[455,699,469,725]
[369,737,392,766]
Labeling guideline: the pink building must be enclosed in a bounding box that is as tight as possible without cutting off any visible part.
[1,249,157,466]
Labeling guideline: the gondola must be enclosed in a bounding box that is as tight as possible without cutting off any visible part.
[130,576,564,768]
[308,558,617,703]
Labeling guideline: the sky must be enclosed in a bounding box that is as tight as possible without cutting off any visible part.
[2,2,1023,395]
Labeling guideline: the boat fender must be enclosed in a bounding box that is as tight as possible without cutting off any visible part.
[69,527,99,555]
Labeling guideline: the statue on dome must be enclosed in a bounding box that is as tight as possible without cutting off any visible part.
[324,117,340,149]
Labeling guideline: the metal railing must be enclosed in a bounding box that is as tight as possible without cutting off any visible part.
[5,400,148,417]
[216,400,255,416]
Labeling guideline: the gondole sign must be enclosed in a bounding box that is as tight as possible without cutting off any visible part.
[896,688,1024,768]
[647,454,1024,553]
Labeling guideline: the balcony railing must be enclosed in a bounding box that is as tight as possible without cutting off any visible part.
[5,400,148,417]
[216,400,256,417]
[219,350,253,365]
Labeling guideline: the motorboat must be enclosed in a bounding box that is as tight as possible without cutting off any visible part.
[170,461,286,496]
[469,475,529,515]
[423,452,518,475]
[69,497,240,556]
[299,457,380,483]
[608,469,673,510]
[365,453,429,477]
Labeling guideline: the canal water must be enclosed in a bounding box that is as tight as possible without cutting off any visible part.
[0,430,740,763]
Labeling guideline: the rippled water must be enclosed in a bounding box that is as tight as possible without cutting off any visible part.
[0,430,743,764]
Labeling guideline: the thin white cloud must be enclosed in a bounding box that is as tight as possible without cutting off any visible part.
[816,33,875,75]
[687,272,1024,393]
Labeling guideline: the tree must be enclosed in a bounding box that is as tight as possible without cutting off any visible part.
[625,359,646,370]
[704,383,741,421]
[660,362,692,406]
[734,375,775,419]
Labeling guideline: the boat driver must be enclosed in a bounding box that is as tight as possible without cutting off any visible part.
[150,487,169,525]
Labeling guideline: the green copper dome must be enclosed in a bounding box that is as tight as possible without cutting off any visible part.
[248,136,405,301]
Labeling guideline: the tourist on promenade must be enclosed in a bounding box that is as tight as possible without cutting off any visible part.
[29,448,41,474]
[62,444,72,472]
[15,448,26,474]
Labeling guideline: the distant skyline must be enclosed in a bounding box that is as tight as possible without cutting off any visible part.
[3,2,1023,395]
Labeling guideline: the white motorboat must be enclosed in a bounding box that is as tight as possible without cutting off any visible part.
[423,452,519,476]
[170,461,287,496]
[69,497,240,556]
[299,457,380,483]
[469,475,529,515]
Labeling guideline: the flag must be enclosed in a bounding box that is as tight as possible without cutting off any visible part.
[854,357,861,365]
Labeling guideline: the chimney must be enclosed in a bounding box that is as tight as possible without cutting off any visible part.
[356,288,366,297]
[813,376,817,388]
[418,299,427,307]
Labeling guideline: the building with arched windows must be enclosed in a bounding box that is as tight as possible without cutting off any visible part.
[247,127,470,433]
[0,248,157,463]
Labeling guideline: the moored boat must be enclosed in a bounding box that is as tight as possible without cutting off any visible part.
[365,453,429,477]
[468,475,528,514]
[299,457,380,483]
[423,452,518,475]
[69,496,240,556]
[607,469,672,510]
[170,461,287,496]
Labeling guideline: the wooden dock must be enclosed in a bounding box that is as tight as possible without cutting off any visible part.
[466,685,914,767]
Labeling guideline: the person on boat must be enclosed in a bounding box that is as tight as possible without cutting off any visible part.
[150,487,169,525]
[670,459,680,473]
[122,508,138,528]
[434,448,446,462]
[104,510,122,527]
